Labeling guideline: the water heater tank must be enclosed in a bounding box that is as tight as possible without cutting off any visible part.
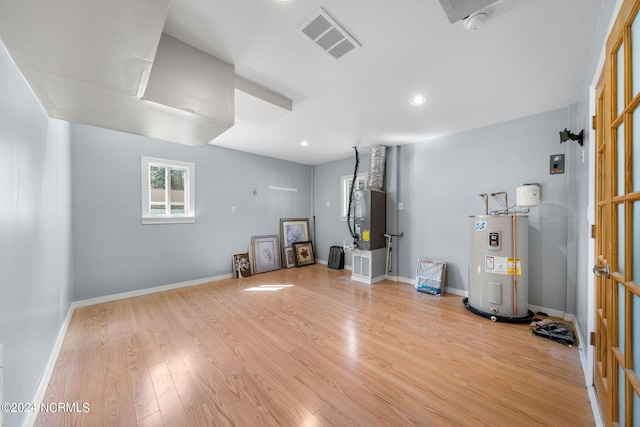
[467,214,532,321]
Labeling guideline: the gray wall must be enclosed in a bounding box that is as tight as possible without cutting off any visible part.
[395,108,574,311]
[0,42,73,427]
[313,146,402,273]
[314,107,577,312]
[313,154,366,265]
[310,0,619,382]
[71,124,313,300]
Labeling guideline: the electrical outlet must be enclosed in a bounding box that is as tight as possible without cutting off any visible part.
[398,202,404,210]
[231,206,236,213]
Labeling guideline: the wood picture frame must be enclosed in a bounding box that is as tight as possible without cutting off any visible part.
[280,218,310,268]
[232,252,252,278]
[247,245,254,274]
[284,247,297,268]
[293,241,315,267]
[251,235,281,274]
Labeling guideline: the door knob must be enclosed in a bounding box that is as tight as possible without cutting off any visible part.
[593,264,611,278]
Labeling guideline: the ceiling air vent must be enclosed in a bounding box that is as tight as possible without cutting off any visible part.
[297,8,360,60]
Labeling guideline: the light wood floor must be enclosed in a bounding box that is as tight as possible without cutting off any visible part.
[36,265,594,426]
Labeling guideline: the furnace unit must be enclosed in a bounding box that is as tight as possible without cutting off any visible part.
[344,145,391,285]
[353,189,386,250]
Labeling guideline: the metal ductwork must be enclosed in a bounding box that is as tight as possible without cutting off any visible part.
[365,145,387,191]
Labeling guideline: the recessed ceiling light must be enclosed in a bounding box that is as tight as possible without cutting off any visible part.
[410,95,426,106]
[300,141,309,146]
[463,10,489,31]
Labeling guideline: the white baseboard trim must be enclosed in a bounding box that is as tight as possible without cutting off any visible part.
[24,304,75,427]
[397,276,414,285]
[571,317,604,427]
[394,277,577,312]
[315,259,357,271]
[528,304,565,319]
[73,274,232,308]
[351,274,386,285]
[394,275,468,297]
[443,287,468,297]
[587,384,605,427]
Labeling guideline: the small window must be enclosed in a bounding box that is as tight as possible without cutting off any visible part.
[141,157,195,224]
[340,172,366,219]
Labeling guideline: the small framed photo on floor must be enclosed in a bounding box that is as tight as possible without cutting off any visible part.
[284,247,297,268]
[293,241,315,267]
[232,253,252,278]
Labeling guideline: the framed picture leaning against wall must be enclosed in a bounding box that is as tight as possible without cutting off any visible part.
[280,218,310,267]
[293,241,315,267]
[251,235,281,274]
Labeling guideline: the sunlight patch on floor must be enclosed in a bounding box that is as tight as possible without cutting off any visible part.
[244,284,295,292]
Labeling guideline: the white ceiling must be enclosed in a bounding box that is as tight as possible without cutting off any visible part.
[0,0,603,165]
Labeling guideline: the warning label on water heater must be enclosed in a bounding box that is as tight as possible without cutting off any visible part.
[485,256,521,275]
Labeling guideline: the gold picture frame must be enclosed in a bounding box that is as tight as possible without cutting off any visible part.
[280,218,310,268]
[293,241,315,267]
[251,235,281,274]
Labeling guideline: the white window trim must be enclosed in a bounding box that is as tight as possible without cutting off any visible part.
[141,156,196,224]
[340,172,366,220]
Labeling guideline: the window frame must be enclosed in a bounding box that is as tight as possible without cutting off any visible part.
[141,156,195,224]
[340,172,366,220]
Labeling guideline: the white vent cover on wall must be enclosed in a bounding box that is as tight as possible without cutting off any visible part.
[297,8,361,60]
[352,252,371,279]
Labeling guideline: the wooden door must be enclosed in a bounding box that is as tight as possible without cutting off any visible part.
[595,0,640,424]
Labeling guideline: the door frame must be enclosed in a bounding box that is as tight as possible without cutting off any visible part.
[587,0,625,422]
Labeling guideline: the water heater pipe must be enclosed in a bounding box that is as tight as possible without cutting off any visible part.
[491,191,509,212]
[478,193,488,215]
[384,232,404,274]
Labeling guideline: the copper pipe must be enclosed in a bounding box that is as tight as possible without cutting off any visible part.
[491,191,509,212]
[479,193,488,215]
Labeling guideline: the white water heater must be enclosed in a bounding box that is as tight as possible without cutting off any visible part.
[466,214,532,321]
